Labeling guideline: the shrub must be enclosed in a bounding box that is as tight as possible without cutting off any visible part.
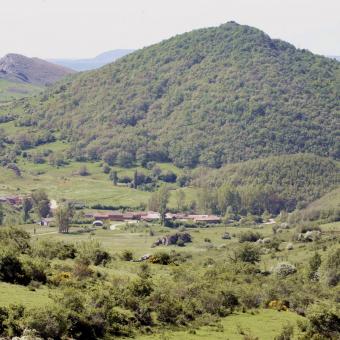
[33,240,76,260]
[49,271,73,286]
[239,231,262,243]
[77,241,111,266]
[0,227,31,253]
[121,250,134,261]
[21,256,48,284]
[78,166,90,176]
[320,246,340,286]
[149,252,171,265]
[274,322,294,340]
[235,244,261,264]
[23,305,68,339]
[102,164,111,174]
[0,249,28,285]
[268,300,289,311]
[156,296,182,324]
[303,303,340,339]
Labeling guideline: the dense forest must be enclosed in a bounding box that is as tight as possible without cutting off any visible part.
[1,22,339,168]
[191,154,339,214]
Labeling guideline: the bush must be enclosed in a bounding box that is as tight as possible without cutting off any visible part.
[0,249,28,285]
[33,240,77,260]
[149,252,171,265]
[121,250,134,261]
[320,246,340,286]
[21,256,48,284]
[235,244,261,264]
[0,227,31,253]
[23,305,68,339]
[239,231,262,243]
[77,241,111,266]
[274,322,294,340]
[303,303,340,339]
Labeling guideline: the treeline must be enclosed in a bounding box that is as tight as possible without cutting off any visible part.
[192,154,339,214]
[1,22,338,168]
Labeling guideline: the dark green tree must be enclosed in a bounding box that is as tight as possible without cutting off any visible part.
[0,203,4,225]
[22,197,33,222]
[31,190,50,219]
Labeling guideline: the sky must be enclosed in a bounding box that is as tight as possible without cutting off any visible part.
[1,0,339,59]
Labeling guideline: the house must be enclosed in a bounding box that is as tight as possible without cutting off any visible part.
[189,215,221,223]
[87,211,149,222]
[140,211,160,222]
[92,212,118,221]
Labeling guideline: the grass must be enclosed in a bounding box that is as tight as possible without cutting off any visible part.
[301,187,340,213]
[137,309,304,340]
[0,282,51,308]
[1,219,337,337]
[0,155,198,208]
[0,79,42,103]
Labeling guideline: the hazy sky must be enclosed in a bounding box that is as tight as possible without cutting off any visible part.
[1,0,339,58]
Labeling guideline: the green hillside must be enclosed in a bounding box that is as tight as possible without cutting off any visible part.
[1,21,339,168]
[191,154,339,214]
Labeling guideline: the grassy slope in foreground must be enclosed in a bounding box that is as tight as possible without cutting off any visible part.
[137,310,304,340]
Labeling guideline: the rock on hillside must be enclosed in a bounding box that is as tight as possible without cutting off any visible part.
[0,53,75,86]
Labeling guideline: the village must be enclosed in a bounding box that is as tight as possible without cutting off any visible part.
[0,194,222,228]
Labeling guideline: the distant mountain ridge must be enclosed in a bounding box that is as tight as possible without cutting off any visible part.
[0,53,75,86]
[49,49,134,71]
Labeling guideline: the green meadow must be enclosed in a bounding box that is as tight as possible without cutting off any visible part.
[0,148,197,208]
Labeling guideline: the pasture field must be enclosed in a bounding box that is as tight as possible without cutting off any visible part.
[18,220,340,274]
[0,282,51,308]
[0,219,338,339]
[137,309,304,340]
[0,79,42,103]
[0,154,197,208]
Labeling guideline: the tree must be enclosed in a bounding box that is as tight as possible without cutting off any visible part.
[22,197,33,222]
[308,252,321,280]
[158,186,170,225]
[117,151,134,168]
[175,189,186,212]
[55,204,74,234]
[217,184,241,215]
[109,170,118,185]
[232,244,261,264]
[78,166,89,176]
[102,164,110,174]
[0,203,4,225]
[31,190,50,219]
[148,186,170,225]
[103,150,117,166]
[133,170,138,189]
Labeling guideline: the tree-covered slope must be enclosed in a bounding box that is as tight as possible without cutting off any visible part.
[2,22,339,167]
[192,154,339,211]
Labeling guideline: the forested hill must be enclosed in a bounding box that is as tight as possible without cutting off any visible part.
[3,22,339,168]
